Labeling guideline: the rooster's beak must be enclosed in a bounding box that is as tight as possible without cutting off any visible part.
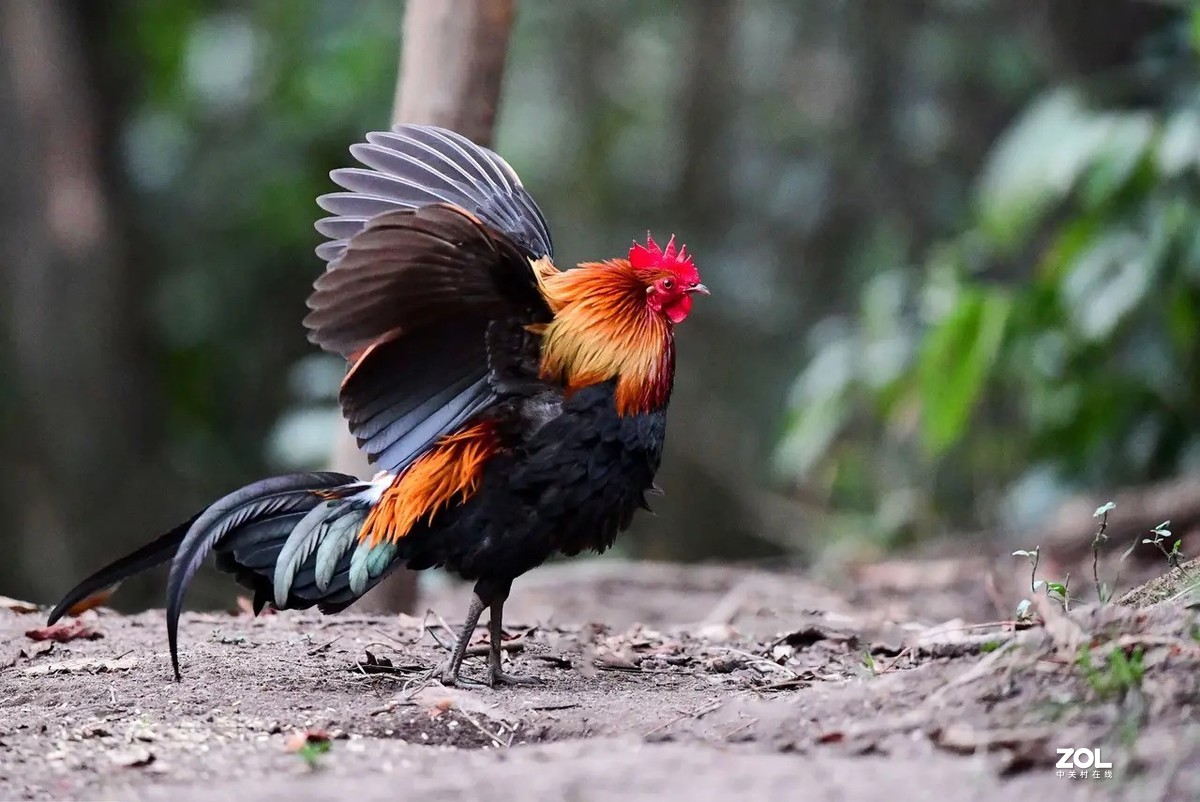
[688,283,710,296]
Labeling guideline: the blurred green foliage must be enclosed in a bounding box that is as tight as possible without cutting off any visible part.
[111,0,398,484]
[778,6,1200,543]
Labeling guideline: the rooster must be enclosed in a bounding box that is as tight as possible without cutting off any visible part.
[47,124,706,687]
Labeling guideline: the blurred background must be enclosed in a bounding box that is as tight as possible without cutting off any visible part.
[2,0,1198,610]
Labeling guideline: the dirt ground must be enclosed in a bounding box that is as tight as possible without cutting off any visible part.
[2,558,1199,801]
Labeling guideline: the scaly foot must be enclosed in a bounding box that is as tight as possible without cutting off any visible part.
[486,666,540,687]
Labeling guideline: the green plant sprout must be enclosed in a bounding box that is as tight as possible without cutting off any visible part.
[1092,501,1114,602]
[1013,545,1072,616]
[1143,520,1189,576]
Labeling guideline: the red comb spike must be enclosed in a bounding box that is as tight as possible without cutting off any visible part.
[627,232,700,286]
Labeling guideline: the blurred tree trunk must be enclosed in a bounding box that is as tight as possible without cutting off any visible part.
[0,1,164,603]
[341,0,516,613]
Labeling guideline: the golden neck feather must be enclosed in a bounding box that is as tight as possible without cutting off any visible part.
[534,258,675,415]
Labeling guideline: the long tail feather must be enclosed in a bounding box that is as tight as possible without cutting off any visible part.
[46,511,204,626]
[165,472,357,679]
[49,470,409,681]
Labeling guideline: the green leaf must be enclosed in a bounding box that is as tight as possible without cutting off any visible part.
[1060,230,1151,342]
[918,291,1012,455]
[1157,109,1200,177]
[977,90,1103,247]
[1093,501,1116,518]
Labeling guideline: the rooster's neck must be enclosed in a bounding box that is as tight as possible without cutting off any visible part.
[534,259,675,416]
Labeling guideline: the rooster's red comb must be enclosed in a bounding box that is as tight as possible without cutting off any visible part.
[628,233,699,284]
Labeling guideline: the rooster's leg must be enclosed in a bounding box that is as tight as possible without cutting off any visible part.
[486,595,539,687]
[439,592,486,686]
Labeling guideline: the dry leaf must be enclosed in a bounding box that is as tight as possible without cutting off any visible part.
[19,641,54,660]
[594,652,640,671]
[0,595,39,614]
[111,748,156,768]
[25,618,102,643]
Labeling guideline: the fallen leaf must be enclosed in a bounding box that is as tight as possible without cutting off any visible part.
[532,653,572,669]
[0,595,39,614]
[25,619,102,643]
[355,650,425,675]
[19,641,54,660]
[782,626,851,649]
[594,652,640,671]
[111,748,156,768]
[706,655,744,673]
[21,655,137,676]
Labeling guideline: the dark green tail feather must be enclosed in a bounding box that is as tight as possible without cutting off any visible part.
[47,471,404,681]
[164,472,359,679]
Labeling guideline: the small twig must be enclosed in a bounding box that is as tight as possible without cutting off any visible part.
[368,699,417,716]
[454,708,506,749]
[1028,547,1040,596]
[1092,506,1110,602]
[528,702,578,711]
[307,636,340,656]
[722,717,758,740]
[875,646,912,675]
[643,700,724,737]
[712,646,796,677]
[757,676,810,691]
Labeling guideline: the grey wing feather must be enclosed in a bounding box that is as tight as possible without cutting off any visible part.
[315,124,554,263]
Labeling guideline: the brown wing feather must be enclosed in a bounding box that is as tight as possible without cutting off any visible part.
[304,203,553,474]
[305,204,542,358]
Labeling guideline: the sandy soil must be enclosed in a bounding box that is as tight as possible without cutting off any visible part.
[2,560,1198,801]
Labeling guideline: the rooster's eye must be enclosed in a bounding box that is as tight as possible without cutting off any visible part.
[662,278,674,290]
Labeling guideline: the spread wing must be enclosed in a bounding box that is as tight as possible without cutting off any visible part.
[308,125,559,474]
[316,124,553,263]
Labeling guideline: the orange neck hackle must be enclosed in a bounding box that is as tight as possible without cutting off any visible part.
[535,259,676,416]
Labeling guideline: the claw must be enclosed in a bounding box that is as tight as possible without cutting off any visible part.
[487,668,540,687]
